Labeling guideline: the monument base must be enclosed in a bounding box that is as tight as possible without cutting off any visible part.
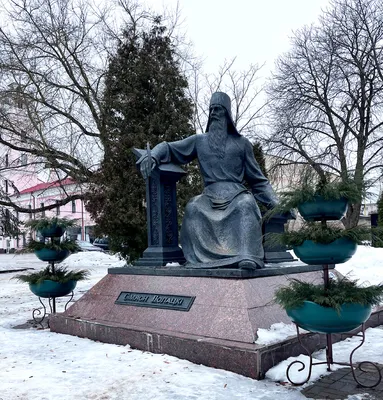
[50,307,383,379]
[108,261,326,278]
[49,263,339,379]
[265,251,295,263]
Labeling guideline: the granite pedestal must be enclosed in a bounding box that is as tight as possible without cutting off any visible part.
[49,263,335,379]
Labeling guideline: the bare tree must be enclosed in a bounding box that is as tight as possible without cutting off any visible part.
[266,0,383,228]
[0,0,174,217]
[0,0,116,213]
[0,0,267,240]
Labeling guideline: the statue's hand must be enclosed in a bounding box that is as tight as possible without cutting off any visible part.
[140,156,157,179]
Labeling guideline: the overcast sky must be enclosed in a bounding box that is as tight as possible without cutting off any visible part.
[146,0,331,75]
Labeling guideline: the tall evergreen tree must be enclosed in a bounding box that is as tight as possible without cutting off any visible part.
[252,142,268,178]
[86,18,196,260]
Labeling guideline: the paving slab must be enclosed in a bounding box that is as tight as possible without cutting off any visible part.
[301,364,383,399]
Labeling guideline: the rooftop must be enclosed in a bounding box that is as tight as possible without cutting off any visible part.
[18,178,75,195]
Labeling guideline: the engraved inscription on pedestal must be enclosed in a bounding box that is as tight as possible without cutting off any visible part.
[115,291,195,311]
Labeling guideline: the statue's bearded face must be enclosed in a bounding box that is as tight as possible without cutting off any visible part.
[208,105,228,159]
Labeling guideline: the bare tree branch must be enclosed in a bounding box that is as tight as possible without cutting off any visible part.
[188,57,266,137]
[266,0,383,227]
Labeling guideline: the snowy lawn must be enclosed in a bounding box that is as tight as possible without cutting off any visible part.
[0,247,382,399]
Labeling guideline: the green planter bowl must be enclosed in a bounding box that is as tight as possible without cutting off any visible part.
[293,238,357,265]
[29,280,77,298]
[38,225,65,238]
[286,301,372,333]
[298,196,348,221]
[35,248,70,262]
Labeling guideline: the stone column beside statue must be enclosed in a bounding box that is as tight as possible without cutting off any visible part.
[133,148,186,267]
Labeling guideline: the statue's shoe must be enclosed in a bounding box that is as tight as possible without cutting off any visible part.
[238,260,262,270]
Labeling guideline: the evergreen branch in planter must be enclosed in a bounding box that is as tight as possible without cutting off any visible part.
[19,238,81,253]
[13,266,89,285]
[265,223,378,247]
[264,178,363,221]
[275,278,383,312]
[24,217,79,231]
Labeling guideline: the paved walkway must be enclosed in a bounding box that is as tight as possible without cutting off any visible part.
[301,364,383,399]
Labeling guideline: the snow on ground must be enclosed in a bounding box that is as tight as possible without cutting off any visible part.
[265,325,383,384]
[0,247,382,399]
[336,245,383,285]
[0,253,46,272]
[266,354,340,384]
[0,329,305,400]
[255,322,299,345]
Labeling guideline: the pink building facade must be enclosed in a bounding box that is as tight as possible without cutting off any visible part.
[0,89,96,252]
[6,178,94,252]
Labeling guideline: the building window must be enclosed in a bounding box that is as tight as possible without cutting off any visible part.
[56,200,60,216]
[71,200,76,214]
[20,153,27,166]
[41,203,45,217]
[28,204,32,219]
[5,154,8,167]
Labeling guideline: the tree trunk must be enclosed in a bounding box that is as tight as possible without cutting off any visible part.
[343,203,361,229]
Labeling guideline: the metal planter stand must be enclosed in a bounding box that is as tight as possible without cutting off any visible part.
[31,229,74,328]
[286,201,382,388]
[32,287,74,328]
[286,264,382,388]
[286,210,382,387]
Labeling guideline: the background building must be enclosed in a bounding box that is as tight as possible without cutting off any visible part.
[2,178,94,253]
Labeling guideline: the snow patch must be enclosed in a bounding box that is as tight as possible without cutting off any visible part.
[256,322,301,345]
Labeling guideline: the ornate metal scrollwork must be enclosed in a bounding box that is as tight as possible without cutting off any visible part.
[31,291,74,329]
[64,291,74,311]
[32,297,47,329]
[348,327,382,388]
[286,323,382,388]
[286,324,313,385]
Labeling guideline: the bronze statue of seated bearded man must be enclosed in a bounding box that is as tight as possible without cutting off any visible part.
[139,92,277,270]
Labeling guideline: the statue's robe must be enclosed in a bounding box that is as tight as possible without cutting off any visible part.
[151,133,277,269]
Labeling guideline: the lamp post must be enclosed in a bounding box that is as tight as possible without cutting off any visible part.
[81,200,85,240]
[31,193,36,240]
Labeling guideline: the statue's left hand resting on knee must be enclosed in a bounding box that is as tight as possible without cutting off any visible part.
[138,92,278,270]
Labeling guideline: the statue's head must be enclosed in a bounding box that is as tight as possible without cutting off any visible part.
[205,92,239,136]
